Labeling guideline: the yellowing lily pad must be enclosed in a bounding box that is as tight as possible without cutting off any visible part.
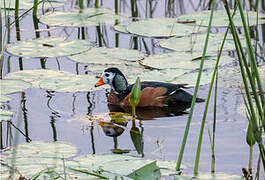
[141,52,234,70]
[158,33,246,55]
[126,18,205,38]
[0,109,13,121]
[6,37,93,58]
[4,69,72,88]
[39,8,128,27]
[1,0,66,10]
[68,47,145,64]
[177,10,265,27]
[0,79,32,95]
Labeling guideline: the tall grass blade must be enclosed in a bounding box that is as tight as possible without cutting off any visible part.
[33,0,38,18]
[223,0,265,170]
[176,0,216,172]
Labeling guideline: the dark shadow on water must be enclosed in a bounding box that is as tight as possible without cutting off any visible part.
[108,104,191,120]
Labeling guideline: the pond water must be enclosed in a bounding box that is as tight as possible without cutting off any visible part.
[1,0,265,178]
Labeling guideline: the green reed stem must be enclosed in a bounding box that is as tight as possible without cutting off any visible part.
[223,0,265,169]
[176,0,216,172]
[79,0,84,9]
[237,0,265,121]
[211,68,218,174]
[33,0,38,18]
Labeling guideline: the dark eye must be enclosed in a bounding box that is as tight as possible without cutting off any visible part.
[105,73,110,77]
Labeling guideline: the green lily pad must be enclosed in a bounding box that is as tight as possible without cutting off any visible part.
[6,37,93,58]
[138,68,189,82]
[4,69,72,88]
[219,65,265,89]
[113,24,129,33]
[126,18,205,38]
[1,141,78,179]
[39,8,128,27]
[0,94,12,103]
[68,47,145,64]
[177,10,265,27]
[174,173,245,179]
[173,70,214,87]
[141,52,234,70]
[0,109,13,121]
[0,0,66,10]
[0,79,32,95]
[71,154,185,179]
[39,73,101,92]
[2,141,78,159]
[158,33,246,55]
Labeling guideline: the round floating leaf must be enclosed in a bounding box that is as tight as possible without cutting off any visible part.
[40,8,128,27]
[173,70,214,87]
[4,69,72,88]
[39,73,101,92]
[177,10,265,27]
[0,94,12,103]
[141,52,234,70]
[174,173,245,179]
[1,0,66,10]
[219,65,265,89]
[0,79,32,95]
[138,68,189,82]
[158,33,246,54]
[2,141,78,159]
[68,47,145,64]
[0,109,13,121]
[113,24,129,34]
[126,18,205,37]
[6,37,93,58]
[1,141,78,179]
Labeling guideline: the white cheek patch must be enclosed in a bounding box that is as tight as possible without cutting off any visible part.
[102,72,115,85]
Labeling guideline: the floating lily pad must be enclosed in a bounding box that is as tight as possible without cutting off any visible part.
[4,69,72,88]
[68,47,145,64]
[0,0,66,10]
[138,68,189,82]
[0,94,12,103]
[1,141,78,179]
[174,173,245,179]
[141,52,234,70]
[39,73,100,92]
[113,24,129,33]
[158,33,246,54]
[126,18,205,38]
[177,10,265,27]
[0,109,13,121]
[219,65,265,89]
[40,8,128,27]
[6,37,93,58]
[173,70,214,87]
[72,154,184,178]
[0,79,32,95]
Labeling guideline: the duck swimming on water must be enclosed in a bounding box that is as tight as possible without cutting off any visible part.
[95,67,204,107]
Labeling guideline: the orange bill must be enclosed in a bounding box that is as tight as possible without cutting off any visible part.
[95,77,105,87]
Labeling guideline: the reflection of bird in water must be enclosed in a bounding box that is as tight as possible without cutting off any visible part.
[95,67,204,107]
[98,121,126,137]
